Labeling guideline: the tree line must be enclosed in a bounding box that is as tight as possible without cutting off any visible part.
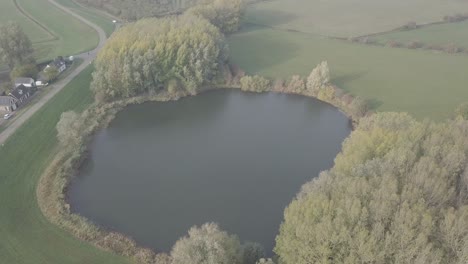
[276,112,468,264]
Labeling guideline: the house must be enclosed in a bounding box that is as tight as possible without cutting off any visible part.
[0,95,18,112]
[46,56,67,73]
[14,77,35,88]
[9,85,34,107]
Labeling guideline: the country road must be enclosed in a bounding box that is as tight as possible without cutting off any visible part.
[0,0,108,145]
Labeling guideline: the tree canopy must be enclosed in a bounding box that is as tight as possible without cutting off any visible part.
[91,14,228,101]
[187,0,246,34]
[275,112,468,264]
[0,21,35,69]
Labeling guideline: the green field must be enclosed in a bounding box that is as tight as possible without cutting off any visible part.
[246,0,468,37]
[0,66,130,264]
[0,0,51,42]
[0,0,99,66]
[54,0,116,37]
[228,26,468,120]
[372,20,468,49]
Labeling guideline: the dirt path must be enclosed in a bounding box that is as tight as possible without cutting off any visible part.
[0,0,107,145]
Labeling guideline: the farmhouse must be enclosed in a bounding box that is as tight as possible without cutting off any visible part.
[14,77,35,88]
[9,85,35,108]
[47,56,67,73]
[0,95,18,112]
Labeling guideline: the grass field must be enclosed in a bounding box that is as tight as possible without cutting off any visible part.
[0,0,51,42]
[228,26,468,120]
[0,0,99,66]
[54,0,116,37]
[246,0,468,37]
[372,20,468,49]
[0,66,131,264]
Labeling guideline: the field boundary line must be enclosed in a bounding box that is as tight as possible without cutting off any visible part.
[12,0,58,42]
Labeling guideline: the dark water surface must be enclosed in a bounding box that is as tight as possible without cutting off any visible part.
[68,90,351,254]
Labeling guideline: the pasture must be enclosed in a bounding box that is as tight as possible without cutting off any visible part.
[228,26,468,120]
[0,0,99,65]
[0,66,130,264]
[372,20,468,50]
[246,0,468,37]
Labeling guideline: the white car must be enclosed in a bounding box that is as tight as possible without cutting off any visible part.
[4,113,12,120]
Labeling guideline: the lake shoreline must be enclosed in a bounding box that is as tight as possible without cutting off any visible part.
[37,86,355,263]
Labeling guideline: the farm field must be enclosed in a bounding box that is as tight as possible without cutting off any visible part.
[0,66,130,264]
[246,0,468,37]
[54,0,116,37]
[0,0,99,65]
[228,26,468,120]
[0,0,51,42]
[372,20,468,50]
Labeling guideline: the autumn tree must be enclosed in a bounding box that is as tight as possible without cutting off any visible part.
[44,65,59,82]
[306,61,330,95]
[275,112,468,264]
[0,21,35,69]
[171,223,243,264]
[188,0,246,34]
[92,14,228,101]
[240,75,271,92]
[10,63,38,80]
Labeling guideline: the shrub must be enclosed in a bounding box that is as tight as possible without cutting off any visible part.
[171,223,242,264]
[386,40,403,48]
[240,75,271,92]
[10,63,38,80]
[286,75,305,93]
[407,40,424,49]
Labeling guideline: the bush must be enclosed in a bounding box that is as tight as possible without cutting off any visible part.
[386,40,403,48]
[407,40,423,49]
[171,223,242,264]
[10,63,38,80]
[286,75,305,93]
[240,75,271,92]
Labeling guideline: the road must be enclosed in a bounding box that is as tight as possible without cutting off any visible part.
[0,0,107,145]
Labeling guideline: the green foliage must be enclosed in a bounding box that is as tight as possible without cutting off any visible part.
[56,111,84,146]
[44,65,60,82]
[242,242,266,264]
[188,0,245,34]
[275,112,468,264]
[240,75,271,92]
[307,61,329,95]
[10,63,38,80]
[171,223,243,264]
[0,21,35,69]
[92,14,227,101]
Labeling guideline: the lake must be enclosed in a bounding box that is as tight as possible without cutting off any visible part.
[68,89,351,254]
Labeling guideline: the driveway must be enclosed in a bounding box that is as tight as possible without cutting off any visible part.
[0,0,107,145]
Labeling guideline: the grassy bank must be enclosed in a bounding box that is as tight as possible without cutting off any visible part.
[228,25,468,120]
[0,66,129,264]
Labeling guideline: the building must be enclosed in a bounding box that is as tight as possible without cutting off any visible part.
[14,77,35,88]
[9,85,35,108]
[0,95,18,112]
[46,56,67,73]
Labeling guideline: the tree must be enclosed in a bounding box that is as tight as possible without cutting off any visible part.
[306,61,330,94]
[256,259,275,264]
[44,65,59,82]
[275,113,468,264]
[242,242,266,264]
[92,14,228,101]
[171,223,243,264]
[188,0,246,34]
[0,21,35,69]
[240,75,271,92]
[10,63,38,80]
